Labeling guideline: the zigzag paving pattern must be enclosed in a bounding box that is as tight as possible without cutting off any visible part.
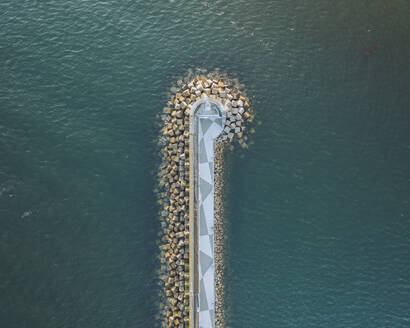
[194,102,225,327]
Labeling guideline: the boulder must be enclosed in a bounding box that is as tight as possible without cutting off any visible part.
[196,82,203,91]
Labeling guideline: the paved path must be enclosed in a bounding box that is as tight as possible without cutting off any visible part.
[189,99,225,328]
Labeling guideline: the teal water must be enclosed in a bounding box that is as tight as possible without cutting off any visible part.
[1,1,409,327]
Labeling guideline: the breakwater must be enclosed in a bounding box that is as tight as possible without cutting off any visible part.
[157,72,253,328]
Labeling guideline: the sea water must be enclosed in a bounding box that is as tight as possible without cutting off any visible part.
[1,1,409,327]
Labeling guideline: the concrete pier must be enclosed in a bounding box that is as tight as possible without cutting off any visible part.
[190,98,225,328]
[157,73,253,328]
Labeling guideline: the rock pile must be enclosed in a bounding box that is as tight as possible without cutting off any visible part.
[214,142,226,328]
[157,73,253,328]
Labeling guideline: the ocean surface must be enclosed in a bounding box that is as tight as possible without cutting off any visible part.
[1,1,409,327]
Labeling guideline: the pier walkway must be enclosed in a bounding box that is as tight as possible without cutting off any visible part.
[189,98,225,328]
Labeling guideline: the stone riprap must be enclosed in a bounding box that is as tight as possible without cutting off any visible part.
[157,73,253,328]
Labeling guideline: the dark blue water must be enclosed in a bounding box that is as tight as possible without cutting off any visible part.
[1,1,409,327]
